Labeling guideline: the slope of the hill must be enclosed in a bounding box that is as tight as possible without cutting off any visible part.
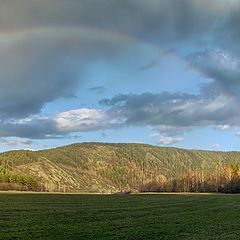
[1,142,240,192]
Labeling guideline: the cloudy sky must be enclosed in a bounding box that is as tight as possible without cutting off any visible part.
[1,0,240,151]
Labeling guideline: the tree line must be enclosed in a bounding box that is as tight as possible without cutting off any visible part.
[139,163,240,193]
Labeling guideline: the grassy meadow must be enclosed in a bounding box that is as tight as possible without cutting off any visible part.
[1,193,240,239]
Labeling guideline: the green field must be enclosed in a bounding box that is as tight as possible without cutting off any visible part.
[1,193,240,240]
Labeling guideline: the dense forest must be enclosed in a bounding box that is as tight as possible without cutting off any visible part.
[1,142,240,193]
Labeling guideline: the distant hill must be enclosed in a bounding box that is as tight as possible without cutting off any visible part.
[1,142,240,193]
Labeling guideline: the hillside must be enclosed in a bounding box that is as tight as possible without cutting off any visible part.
[1,142,240,193]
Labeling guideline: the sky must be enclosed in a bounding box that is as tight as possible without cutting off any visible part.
[0,0,240,151]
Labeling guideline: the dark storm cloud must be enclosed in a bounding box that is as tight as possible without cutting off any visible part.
[0,36,80,118]
[0,0,235,39]
[0,27,137,119]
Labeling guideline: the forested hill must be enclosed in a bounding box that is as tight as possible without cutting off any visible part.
[1,142,240,193]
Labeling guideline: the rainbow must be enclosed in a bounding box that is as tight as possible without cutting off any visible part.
[0,26,175,56]
[0,26,185,72]
[0,26,144,47]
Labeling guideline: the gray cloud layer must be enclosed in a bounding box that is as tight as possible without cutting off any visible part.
[101,92,239,127]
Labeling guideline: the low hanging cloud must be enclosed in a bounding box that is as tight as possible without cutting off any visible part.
[0,138,33,148]
[0,90,238,142]
[210,143,221,149]
[149,131,184,146]
[158,136,184,146]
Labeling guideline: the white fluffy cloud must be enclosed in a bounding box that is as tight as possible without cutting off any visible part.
[54,108,114,132]
[0,107,125,139]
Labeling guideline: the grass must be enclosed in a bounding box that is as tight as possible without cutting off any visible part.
[1,193,240,239]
